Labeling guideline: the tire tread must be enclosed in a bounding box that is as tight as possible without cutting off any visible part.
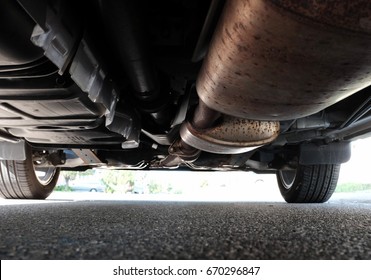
[277,164,340,203]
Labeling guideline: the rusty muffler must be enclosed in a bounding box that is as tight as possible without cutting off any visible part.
[168,0,371,162]
[196,0,371,120]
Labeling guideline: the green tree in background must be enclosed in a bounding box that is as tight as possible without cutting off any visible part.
[200,180,209,189]
[102,170,134,193]
[80,169,95,176]
[148,181,163,194]
[61,169,96,187]
[60,169,183,195]
[336,183,371,192]
[61,171,77,187]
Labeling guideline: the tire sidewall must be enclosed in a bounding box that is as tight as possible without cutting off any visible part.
[277,166,304,203]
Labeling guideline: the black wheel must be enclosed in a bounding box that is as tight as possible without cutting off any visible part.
[0,146,60,199]
[277,164,340,203]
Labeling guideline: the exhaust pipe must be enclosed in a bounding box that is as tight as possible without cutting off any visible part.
[166,0,371,164]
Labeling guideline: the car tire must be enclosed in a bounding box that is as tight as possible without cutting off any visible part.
[0,145,60,199]
[276,164,340,203]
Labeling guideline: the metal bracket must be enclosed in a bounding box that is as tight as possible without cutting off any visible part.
[72,149,103,165]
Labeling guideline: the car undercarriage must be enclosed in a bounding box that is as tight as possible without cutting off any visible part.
[0,0,371,202]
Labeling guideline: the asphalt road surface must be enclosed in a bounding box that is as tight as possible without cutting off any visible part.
[0,193,371,259]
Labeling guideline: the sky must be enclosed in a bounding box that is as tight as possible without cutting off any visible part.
[338,137,371,184]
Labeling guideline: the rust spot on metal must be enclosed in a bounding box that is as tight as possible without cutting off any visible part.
[238,22,247,31]
[225,28,232,39]
[270,0,371,34]
[233,22,239,32]
[236,44,248,52]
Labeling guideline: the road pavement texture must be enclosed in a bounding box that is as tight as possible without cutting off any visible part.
[0,199,371,259]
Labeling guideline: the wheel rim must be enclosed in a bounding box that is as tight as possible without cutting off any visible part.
[278,170,297,189]
[34,166,57,185]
